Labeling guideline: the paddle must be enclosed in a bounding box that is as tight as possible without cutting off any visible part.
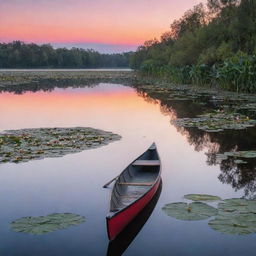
[103,175,119,188]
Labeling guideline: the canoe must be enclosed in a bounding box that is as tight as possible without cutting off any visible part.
[107,181,162,255]
[106,143,161,240]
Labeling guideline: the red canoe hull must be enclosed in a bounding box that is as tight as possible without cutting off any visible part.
[106,177,161,241]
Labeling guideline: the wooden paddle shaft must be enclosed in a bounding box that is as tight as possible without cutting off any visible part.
[103,175,119,188]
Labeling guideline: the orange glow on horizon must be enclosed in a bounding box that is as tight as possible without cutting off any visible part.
[0,0,206,47]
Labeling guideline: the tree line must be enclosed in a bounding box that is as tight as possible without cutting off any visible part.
[130,0,256,92]
[0,41,132,68]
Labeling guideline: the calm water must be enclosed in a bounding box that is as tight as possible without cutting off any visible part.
[0,83,255,255]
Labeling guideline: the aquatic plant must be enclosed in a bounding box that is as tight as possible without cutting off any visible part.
[162,202,217,221]
[184,194,221,202]
[172,111,256,132]
[218,198,256,214]
[211,151,256,165]
[11,213,85,235]
[163,195,256,235]
[209,214,256,235]
[0,127,121,164]
[208,198,256,235]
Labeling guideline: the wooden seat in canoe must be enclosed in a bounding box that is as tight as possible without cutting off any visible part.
[118,182,154,186]
[132,160,160,166]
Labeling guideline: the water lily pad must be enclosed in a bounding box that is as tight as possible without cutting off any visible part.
[225,151,256,159]
[162,202,217,221]
[209,151,256,164]
[10,213,85,235]
[218,198,256,214]
[234,159,248,164]
[0,127,121,164]
[172,111,256,132]
[209,213,256,235]
[215,154,228,163]
[184,194,221,202]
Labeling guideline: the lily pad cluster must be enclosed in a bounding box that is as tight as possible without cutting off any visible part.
[11,213,85,235]
[172,111,256,132]
[162,202,217,221]
[162,194,256,235]
[0,127,121,164]
[209,199,256,235]
[162,194,220,221]
[211,150,256,165]
[136,82,256,105]
[235,103,256,112]
[136,83,256,121]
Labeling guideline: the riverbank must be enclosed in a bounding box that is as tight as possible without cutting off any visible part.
[0,70,137,93]
[134,75,256,117]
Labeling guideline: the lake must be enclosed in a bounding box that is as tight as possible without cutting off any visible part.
[0,82,255,255]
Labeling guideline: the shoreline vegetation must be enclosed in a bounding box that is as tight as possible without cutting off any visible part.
[130,0,256,93]
[1,2,255,94]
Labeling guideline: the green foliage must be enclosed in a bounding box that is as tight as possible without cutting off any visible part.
[162,195,256,235]
[216,54,256,92]
[172,111,256,132]
[209,213,256,235]
[0,41,132,68]
[184,194,222,202]
[11,213,85,235]
[0,127,121,164]
[162,202,218,221]
[209,198,256,235]
[131,0,256,93]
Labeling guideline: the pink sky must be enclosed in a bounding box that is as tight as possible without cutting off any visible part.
[0,0,206,52]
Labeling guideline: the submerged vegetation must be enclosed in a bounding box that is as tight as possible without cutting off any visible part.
[11,213,85,235]
[131,0,256,93]
[162,194,256,235]
[0,127,121,164]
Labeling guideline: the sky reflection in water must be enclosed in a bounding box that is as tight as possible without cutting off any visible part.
[0,83,255,256]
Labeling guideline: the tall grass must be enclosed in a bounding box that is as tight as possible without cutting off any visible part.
[139,54,256,93]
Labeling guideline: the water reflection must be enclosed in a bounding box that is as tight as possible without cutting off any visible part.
[0,78,133,95]
[0,80,96,95]
[1,82,256,255]
[2,80,256,197]
[107,181,162,256]
[136,86,256,198]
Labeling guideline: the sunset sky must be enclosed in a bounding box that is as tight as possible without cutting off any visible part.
[0,0,205,53]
